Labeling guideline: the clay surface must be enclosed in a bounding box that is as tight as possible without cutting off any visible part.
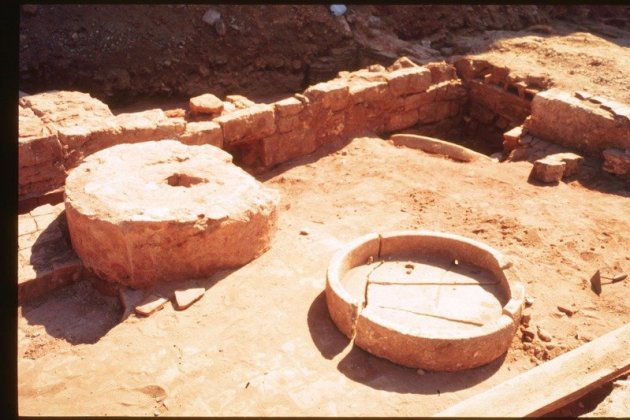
[64,140,280,287]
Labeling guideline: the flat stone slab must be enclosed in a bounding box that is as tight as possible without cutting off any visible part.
[64,140,280,288]
[174,287,205,310]
[325,230,524,371]
[135,294,169,316]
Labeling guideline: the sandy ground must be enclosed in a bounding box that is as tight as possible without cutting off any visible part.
[18,135,630,416]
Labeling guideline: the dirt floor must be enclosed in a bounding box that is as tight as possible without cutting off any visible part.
[18,135,630,416]
[17,4,630,417]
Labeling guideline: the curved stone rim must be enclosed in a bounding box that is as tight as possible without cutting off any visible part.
[325,229,525,371]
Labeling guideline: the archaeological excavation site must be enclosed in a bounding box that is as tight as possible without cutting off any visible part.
[17,4,630,417]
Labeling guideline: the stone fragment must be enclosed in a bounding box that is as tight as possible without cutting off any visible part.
[385,67,432,97]
[189,93,224,116]
[530,156,566,184]
[521,328,535,342]
[503,126,523,152]
[557,305,574,316]
[178,121,223,147]
[520,312,531,327]
[135,295,169,316]
[387,56,419,71]
[64,140,280,288]
[225,95,256,109]
[174,287,205,310]
[537,326,552,342]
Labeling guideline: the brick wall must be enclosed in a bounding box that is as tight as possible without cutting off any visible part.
[18,58,467,208]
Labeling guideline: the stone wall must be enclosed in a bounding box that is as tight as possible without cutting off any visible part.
[455,58,546,151]
[18,57,465,208]
[19,57,629,207]
[524,89,630,155]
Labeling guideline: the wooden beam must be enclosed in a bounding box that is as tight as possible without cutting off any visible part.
[435,323,630,417]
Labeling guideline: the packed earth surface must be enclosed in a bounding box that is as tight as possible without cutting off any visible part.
[17,5,630,417]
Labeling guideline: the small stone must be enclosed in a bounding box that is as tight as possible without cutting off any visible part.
[522,342,532,351]
[530,156,566,184]
[154,410,160,417]
[135,295,169,316]
[416,368,426,375]
[299,229,310,236]
[189,93,224,116]
[215,20,227,37]
[174,287,205,310]
[524,296,535,307]
[537,326,552,342]
[202,8,221,26]
[522,329,535,342]
[545,343,556,350]
[557,305,574,317]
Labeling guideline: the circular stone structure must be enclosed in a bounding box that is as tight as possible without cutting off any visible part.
[325,230,525,372]
[64,140,280,288]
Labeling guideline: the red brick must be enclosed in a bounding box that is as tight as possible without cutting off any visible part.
[304,82,350,112]
[214,104,276,145]
[178,121,223,147]
[385,67,432,97]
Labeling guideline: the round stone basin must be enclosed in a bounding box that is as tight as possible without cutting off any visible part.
[325,230,525,371]
[64,140,280,288]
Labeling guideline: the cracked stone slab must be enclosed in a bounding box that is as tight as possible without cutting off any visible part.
[325,230,524,371]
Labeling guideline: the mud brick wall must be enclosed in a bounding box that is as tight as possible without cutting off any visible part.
[524,89,630,156]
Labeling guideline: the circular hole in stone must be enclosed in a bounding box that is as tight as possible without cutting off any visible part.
[165,173,208,188]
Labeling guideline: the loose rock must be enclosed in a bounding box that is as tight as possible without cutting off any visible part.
[135,295,169,316]
[190,93,224,116]
[522,329,535,342]
[557,305,574,317]
[174,287,205,310]
[530,156,566,184]
[537,326,552,342]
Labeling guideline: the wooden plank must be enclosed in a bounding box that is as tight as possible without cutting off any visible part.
[435,323,630,417]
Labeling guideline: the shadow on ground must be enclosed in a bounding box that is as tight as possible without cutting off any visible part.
[307,291,505,395]
[20,267,235,346]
